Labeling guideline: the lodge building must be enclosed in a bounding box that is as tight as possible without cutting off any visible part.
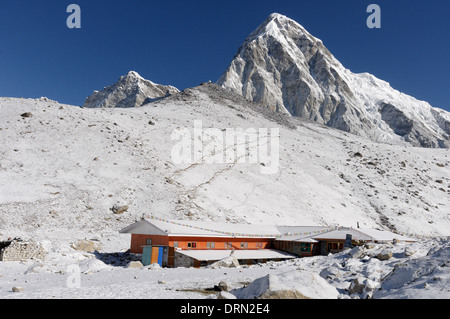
[119,217,415,268]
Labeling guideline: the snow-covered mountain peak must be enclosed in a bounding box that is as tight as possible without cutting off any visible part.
[119,71,154,85]
[262,13,305,31]
[268,12,286,20]
[83,71,179,108]
[119,70,143,82]
[124,70,141,78]
[218,14,450,148]
[248,13,317,45]
[264,13,296,29]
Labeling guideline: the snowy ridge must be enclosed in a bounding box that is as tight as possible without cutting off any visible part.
[83,71,179,109]
[218,13,450,148]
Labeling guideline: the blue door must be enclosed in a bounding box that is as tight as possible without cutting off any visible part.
[142,246,152,266]
[157,246,164,266]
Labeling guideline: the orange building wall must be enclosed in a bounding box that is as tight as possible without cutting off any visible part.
[129,234,272,254]
[169,236,272,250]
[130,234,170,254]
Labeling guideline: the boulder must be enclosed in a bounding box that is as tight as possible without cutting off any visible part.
[377,249,393,261]
[79,258,109,274]
[71,239,101,253]
[348,277,366,294]
[126,261,143,269]
[348,277,380,298]
[12,286,24,292]
[217,291,237,299]
[148,263,162,269]
[217,281,233,292]
[319,265,342,280]
[111,205,129,215]
[348,246,365,259]
[232,269,339,299]
[208,255,240,269]
[404,246,416,257]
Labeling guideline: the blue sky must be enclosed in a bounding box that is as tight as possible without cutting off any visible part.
[0,0,448,111]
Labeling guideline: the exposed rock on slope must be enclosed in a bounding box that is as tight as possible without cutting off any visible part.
[218,13,450,148]
[83,71,179,108]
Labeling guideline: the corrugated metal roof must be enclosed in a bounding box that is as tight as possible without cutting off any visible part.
[356,228,417,242]
[120,217,281,238]
[176,249,297,261]
[311,228,417,242]
[312,228,374,241]
[275,226,328,242]
[120,218,417,242]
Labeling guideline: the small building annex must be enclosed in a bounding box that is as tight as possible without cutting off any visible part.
[120,217,416,268]
[274,226,416,256]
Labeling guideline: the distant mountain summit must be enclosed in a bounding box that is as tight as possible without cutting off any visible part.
[218,13,450,148]
[83,71,179,108]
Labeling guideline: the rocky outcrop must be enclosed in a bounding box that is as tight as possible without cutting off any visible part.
[377,249,393,261]
[207,253,240,269]
[71,239,101,253]
[231,269,339,299]
[379,103,445,148]
[378,241,450,295]
[126,261,144,269]
[83,71,179,108]
[218,13,450,148]
[379,103,414,137]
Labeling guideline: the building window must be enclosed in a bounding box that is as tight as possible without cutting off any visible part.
[300,243,311,252]
[207,242,215,249]
[226,242,233,249]
[173,242,179,248]
[240,242,248,248]
[256,242,263,249]
[146,239,152,246]
[187,242,197,249]
[327,242,343,253]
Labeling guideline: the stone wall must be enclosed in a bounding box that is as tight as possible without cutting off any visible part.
[174,251,194,268]
[0,239,46,261]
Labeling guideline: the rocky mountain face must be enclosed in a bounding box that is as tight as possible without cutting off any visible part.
[217,13,450,148]
[83,71,179,108]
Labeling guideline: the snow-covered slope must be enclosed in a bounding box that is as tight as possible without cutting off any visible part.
[218,13,450,148]
[0,83,448,251]
[83,71,179,108]
[0,83,449,299]
[1,234,448,299]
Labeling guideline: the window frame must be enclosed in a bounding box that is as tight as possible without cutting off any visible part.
[187,242,197,249]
